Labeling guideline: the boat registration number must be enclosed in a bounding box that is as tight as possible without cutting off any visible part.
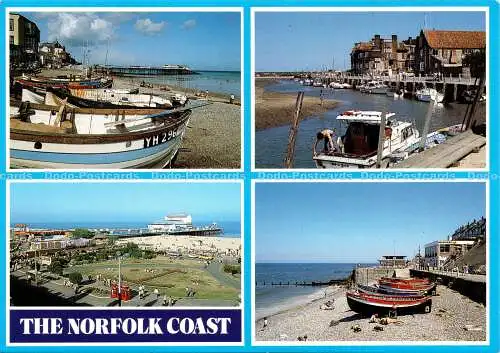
[143,129,179,148]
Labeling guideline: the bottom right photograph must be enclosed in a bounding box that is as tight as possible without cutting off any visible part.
[253,181,487,343]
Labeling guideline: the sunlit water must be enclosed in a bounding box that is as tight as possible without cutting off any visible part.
[255,80,485,168]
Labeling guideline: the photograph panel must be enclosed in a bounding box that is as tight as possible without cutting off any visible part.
[8,9,242,170]
[253,10,487,170]
[9,181,242,308]
[254,181,487,343]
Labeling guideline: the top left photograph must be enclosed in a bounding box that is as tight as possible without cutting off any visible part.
[7,9,242,170]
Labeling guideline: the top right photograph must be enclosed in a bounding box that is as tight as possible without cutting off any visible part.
[254,10,487,170]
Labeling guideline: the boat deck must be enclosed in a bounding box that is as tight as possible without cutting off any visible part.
[392,129,486,168]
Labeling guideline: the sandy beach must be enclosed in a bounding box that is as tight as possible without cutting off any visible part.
[33,68,241,169]
[116,235,241,256]
[255,285,486,342]
[255,78,339,131]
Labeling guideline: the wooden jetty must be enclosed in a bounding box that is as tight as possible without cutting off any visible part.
[393,129,486,168]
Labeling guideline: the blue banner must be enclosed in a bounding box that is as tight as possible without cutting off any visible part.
[10,309,241,343]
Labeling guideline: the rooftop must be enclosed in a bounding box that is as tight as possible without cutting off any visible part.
[423,30,486,49]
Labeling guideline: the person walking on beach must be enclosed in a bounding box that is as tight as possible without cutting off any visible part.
[262,317,268,330]
[230,94,235,104]
[314,128,339,155]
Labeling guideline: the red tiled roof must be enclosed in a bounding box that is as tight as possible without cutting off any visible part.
[352,42,373,52]
[424,30,486,49]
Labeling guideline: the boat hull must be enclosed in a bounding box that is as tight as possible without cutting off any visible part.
[10,111,190,169]
[346,293,432,316]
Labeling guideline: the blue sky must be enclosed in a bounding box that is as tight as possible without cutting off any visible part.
[255,182,486,263]
[22,12,241,71]
[255,11,486,71]
[10,182,241,224]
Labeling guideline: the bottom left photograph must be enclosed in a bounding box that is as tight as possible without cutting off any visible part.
[8,181,242,308]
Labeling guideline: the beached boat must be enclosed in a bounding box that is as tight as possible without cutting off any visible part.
[378,278,436,293]
[15,76,113,94]
[313,111,420,169]
[346,290,432,315]
[356,284,428,296]
[9,101,192,169]
[22,88,177,110]
[416,88,444,103]
[69,88,188,108]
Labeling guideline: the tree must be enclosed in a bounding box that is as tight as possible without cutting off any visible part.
[68,272,83,285]
[48,261,63,276]
[463,51,485,78]
[71,228,95,239]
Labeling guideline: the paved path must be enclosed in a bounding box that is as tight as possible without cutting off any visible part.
[207,262,240,289]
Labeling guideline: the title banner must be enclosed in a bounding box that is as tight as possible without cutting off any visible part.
[10,309,241,344]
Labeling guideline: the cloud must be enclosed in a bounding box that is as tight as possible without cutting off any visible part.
[181,19,196,30]
[134,18,166,35]
[46,13,114,47]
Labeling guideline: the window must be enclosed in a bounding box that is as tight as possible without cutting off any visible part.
[10,36,14,45]
[9,18,14,31]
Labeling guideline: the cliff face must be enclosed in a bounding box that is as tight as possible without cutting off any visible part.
[443,240,486,273]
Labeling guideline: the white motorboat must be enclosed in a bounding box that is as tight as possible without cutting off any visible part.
[313,110,420,169]
[360,81,388,94]
[416,88,444,103]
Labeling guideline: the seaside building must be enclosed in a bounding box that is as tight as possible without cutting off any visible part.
[350,34,413,75]
[424,240,475,268]
[450,217,486,241]
[9,13,40,66]
[413,29,486,77]
[378,255,408,268]
[39,41,78,68]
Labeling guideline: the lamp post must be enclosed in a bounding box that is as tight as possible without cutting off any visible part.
[116,251,122,307]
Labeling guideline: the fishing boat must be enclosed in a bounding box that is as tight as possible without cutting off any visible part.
[346,290,432,315]
[69,88,188,108]
[313,111,420,169]
[23,88,178,110]
[416,88,444,103]
[378,278,436,293]
[386,87,405,99]
[15,76,113,94]
[356,284,428,297]
[312,80,323,87]
[9,101,194,169]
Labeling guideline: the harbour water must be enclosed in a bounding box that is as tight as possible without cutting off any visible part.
[255,263,362,319]
[255,80,486,168]
[140,70,241,97]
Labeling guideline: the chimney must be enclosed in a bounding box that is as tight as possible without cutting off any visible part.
[374,34,381,50]
[392,34,398,52]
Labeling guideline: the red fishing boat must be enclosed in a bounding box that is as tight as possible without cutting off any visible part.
[346,290,432,315]
[378,277,436,294]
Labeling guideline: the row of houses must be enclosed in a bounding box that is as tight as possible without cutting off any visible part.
[9,13,78,69]
[351,29,486,77]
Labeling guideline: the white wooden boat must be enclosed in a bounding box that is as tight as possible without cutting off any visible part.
[313,111,420,169]
[9,102,193,169]
[360,81,388,94]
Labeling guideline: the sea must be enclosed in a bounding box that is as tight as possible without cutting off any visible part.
[140,70,241,97]
[13,220,241,237]
[255,263,374,320]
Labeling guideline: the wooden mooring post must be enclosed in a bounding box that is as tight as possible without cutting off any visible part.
[419,99,436,151]
[375,112,387,168]
[284,91,305,168]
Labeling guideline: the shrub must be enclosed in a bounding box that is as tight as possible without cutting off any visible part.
[68,272,83,285]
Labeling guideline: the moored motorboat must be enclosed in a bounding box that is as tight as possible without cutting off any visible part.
[346,290,432,315]
[313,111,420,169]
[9,101,194,169]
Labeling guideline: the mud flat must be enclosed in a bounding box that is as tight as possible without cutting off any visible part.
[255,78,338,131]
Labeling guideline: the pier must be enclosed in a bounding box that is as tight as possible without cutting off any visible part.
[95,65,197,76]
